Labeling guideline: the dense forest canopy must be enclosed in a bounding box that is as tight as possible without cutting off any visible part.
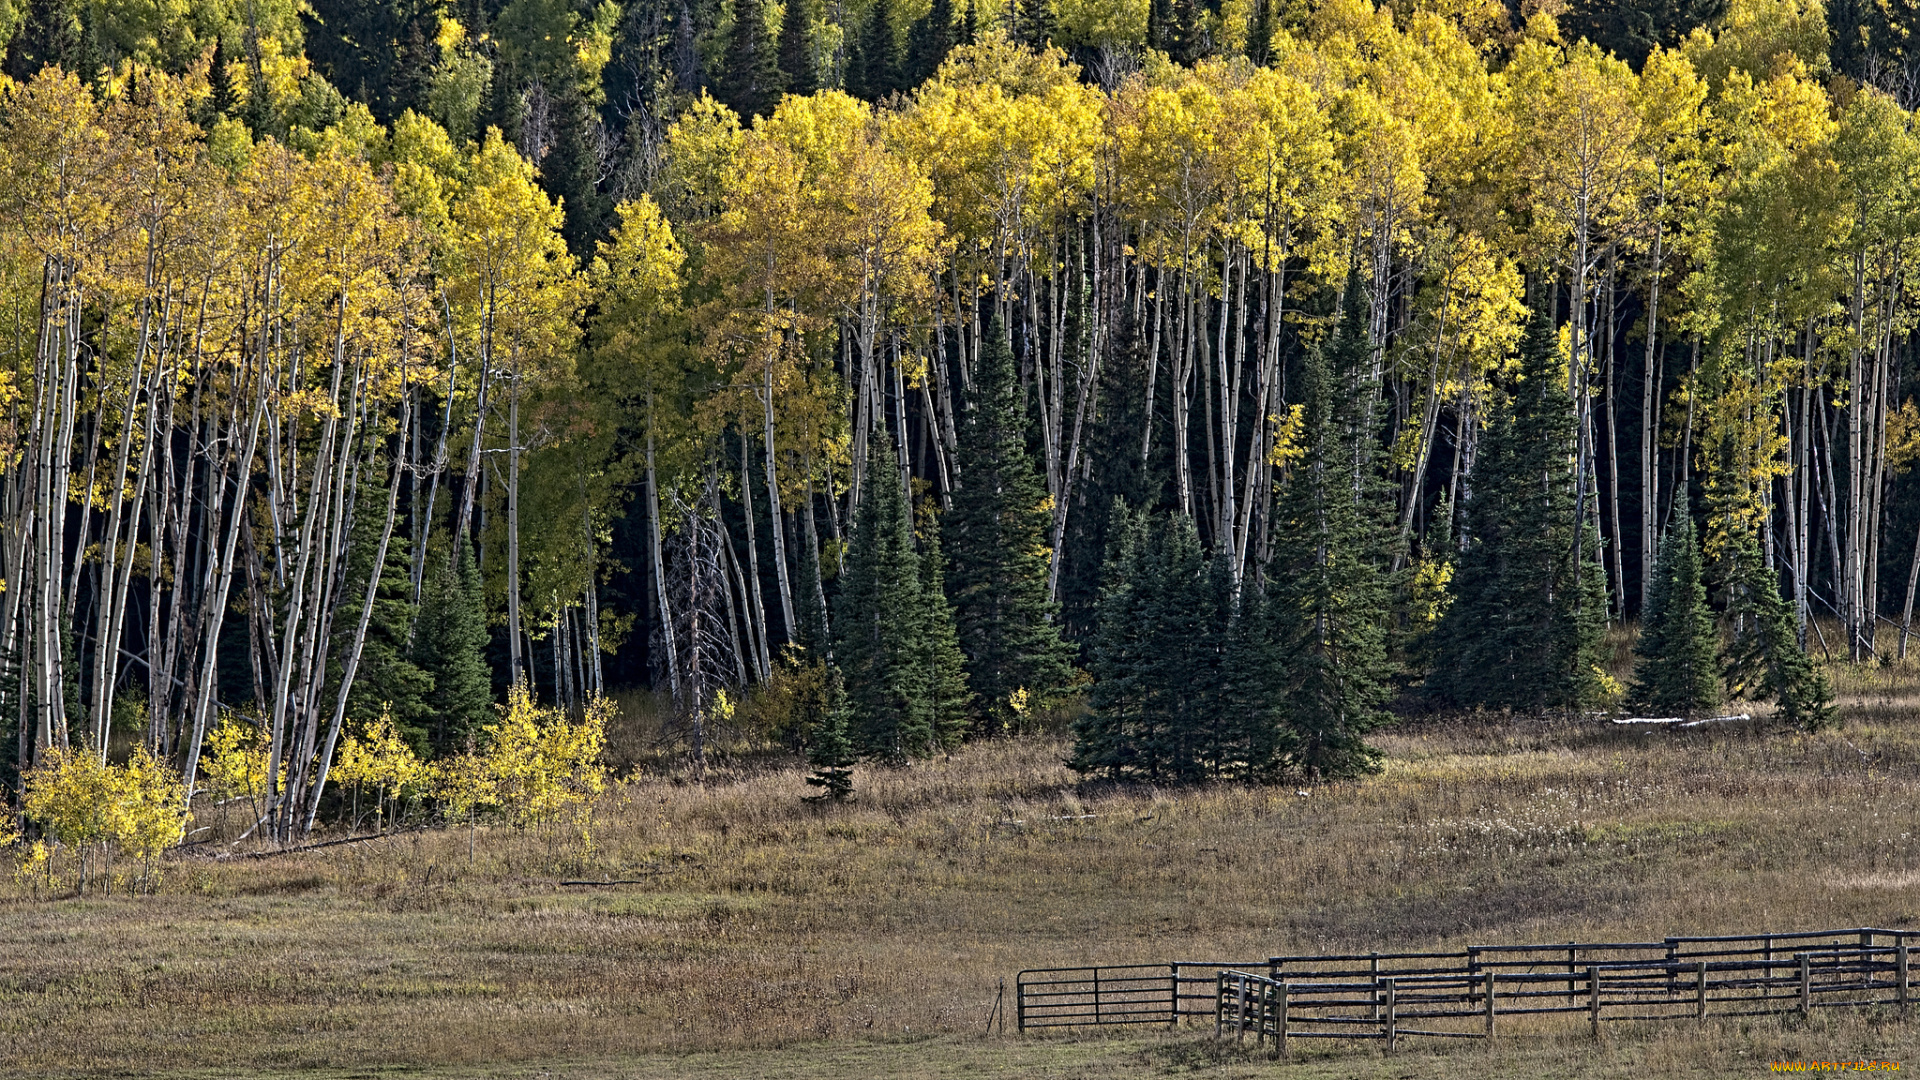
[0,0,1904,833]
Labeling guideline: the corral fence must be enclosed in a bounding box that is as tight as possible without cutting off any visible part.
[1016,927,1920,1050]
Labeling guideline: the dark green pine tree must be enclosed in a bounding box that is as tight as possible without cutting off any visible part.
[1217,575,1286,780]
[914,524,972,748]
[804,667,856,801]
[1265,301,1390,779]
[848,0,903,100]
[1058,309,1154,644]
[1071,509,1212,780]
[834,441,933,762]
[202,37,238,125]
[943,319,1078,735]
[1015,0,1054,48]
[1070,501,1150,779]
[717,0,786,120]
[3,0,88,81]
[1146,0,1176,56]
[334,491,435,754]
[415,544,495,756]
[1165,0,1207,64]
[792,530,832,657]
[778,0,817,97]
[1245,0,1276,66]
[1427,300,1607,714]
[1627,492,1719,715]
[544,90,617,257]
[904,0,954,88]
[1722,530,1835,731]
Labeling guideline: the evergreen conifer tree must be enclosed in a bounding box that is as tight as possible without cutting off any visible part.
[778,0,817,96]
[834,440,932,761]
[335,491,435,754]
[1427,300,1607,714]
[792,532,831,657]
[1627,493,1719,715]
[3,0,87,82]
[943,319,1077,734]
[804,668,855,800]
[718,0,785,119]
[1266,302,1390,778]
[1071,509,1217,780]
[1070,501,1149,779]
[915,524,971,748]
[904,0,954,88]
[415,544,494,755]
[849,0,902,100]
[1016,0,1054,47]
[1723,530,1835,730]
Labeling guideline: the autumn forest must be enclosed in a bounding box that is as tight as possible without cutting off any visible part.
[0,0,1912,856]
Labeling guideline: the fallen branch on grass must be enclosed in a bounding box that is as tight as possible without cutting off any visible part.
[197,828,427,860]
[1612,713,1752,728]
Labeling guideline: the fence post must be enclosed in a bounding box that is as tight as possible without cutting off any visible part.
[1569,945,1579,1006]
[1016,975,1026,1034]
[1277,981,1289,1059]
[1900,943,1910,1009]
[1236,974,1248,1043]
[1589,967,1601,1038]
[1484,972,1496,1037]
[1172,964,1181,1030]
[1094,967,1102,1026]
[1695,961,1707,1020]
[1214,972,1224,1040]
[1371,953,1382,1020]
[1384,977,1396,1051]
[1799,953,1812,1017]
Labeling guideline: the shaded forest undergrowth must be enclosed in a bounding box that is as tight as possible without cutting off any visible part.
[10,663,1920,1075]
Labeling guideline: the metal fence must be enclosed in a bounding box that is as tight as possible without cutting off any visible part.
[1017,926,1920,1046]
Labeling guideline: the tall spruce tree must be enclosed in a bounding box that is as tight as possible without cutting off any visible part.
[904,0,954,88]
[848,0,903,100]
[333,484,435,754]
[943,320,1077,734]
[778,0,817,96]
[717,0,785,119]
[415,544,494,755]
[1627,493,1719,715]
[1072,509,1225,780]
[1265,302,1390,778]
[1427,300,1606,713]
[1071,502,1150,779]
[792,531,831,656]
[915,524,971,748]
[1015,0,1054,47]
[835,440,932,761]
[1723,530,1835,730]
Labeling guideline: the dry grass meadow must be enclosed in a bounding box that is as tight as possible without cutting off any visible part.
[15,648,1920,1077]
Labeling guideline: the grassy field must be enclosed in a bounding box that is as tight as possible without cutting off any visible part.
[12,660,1920,1077]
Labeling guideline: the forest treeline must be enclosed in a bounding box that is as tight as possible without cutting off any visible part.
[0,0,1903,840]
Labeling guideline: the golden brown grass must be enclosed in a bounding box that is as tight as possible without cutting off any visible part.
[14,661,1920,1077]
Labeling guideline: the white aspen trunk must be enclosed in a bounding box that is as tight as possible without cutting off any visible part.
[303,389,414,835]
[646,396,681,697]
[179,354,270,800]
[506,357,524,685]
[1641,173,1665,612]
[738,431,772,678]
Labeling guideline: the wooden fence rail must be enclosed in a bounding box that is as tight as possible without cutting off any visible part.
[1015,927,1920,1048]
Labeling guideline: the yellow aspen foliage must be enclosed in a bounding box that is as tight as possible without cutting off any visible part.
[22,746,188,893]
[202,714,280,826]
[332,707,429,830]
[435,684,611,842]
